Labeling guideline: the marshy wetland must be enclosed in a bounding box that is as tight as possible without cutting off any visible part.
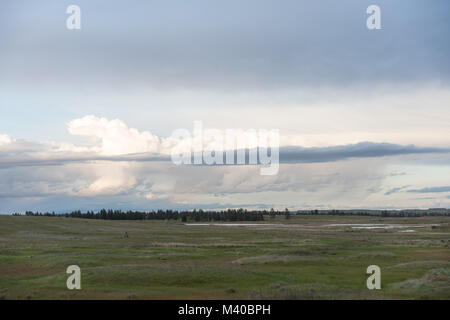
[0,215,449,299]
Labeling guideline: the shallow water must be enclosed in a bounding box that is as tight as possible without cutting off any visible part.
[185,223,280,227]
[325,223,437,230]
[184,222,439,230]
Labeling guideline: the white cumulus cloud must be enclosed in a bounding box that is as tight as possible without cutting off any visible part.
[0,134,13,146]
[67,115,162,155]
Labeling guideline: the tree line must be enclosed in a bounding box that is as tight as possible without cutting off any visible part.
[15,207,450,220]
[22,208,266,222]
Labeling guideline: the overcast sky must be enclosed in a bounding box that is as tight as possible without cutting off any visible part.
[1,0,450,212]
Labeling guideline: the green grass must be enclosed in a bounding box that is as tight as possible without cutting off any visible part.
[0,215,449,299]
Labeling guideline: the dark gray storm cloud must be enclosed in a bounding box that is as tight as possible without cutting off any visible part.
[1,0,449,90]
[384,185,410,195]
[407,186,450,193]
[1,141,448,168]
[278,143,449,164]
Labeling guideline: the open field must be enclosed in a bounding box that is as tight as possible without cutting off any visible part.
[0,215,449,300]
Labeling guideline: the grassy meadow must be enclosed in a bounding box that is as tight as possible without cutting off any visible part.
[0,215,449,300]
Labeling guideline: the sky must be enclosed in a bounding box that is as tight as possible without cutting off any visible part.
[1,0,450,212]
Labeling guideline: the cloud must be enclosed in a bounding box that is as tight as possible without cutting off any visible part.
[2,1,449,92]
[1,115,450,211]
[278,143,450,163]
[0,115,174,169]
[407,186,450,193]
[1,1,450,212]
[384,185,410,195]
[1,140,447,169]
[67,115,163,155]
[0,134,12,146]
[1,114,449,171]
